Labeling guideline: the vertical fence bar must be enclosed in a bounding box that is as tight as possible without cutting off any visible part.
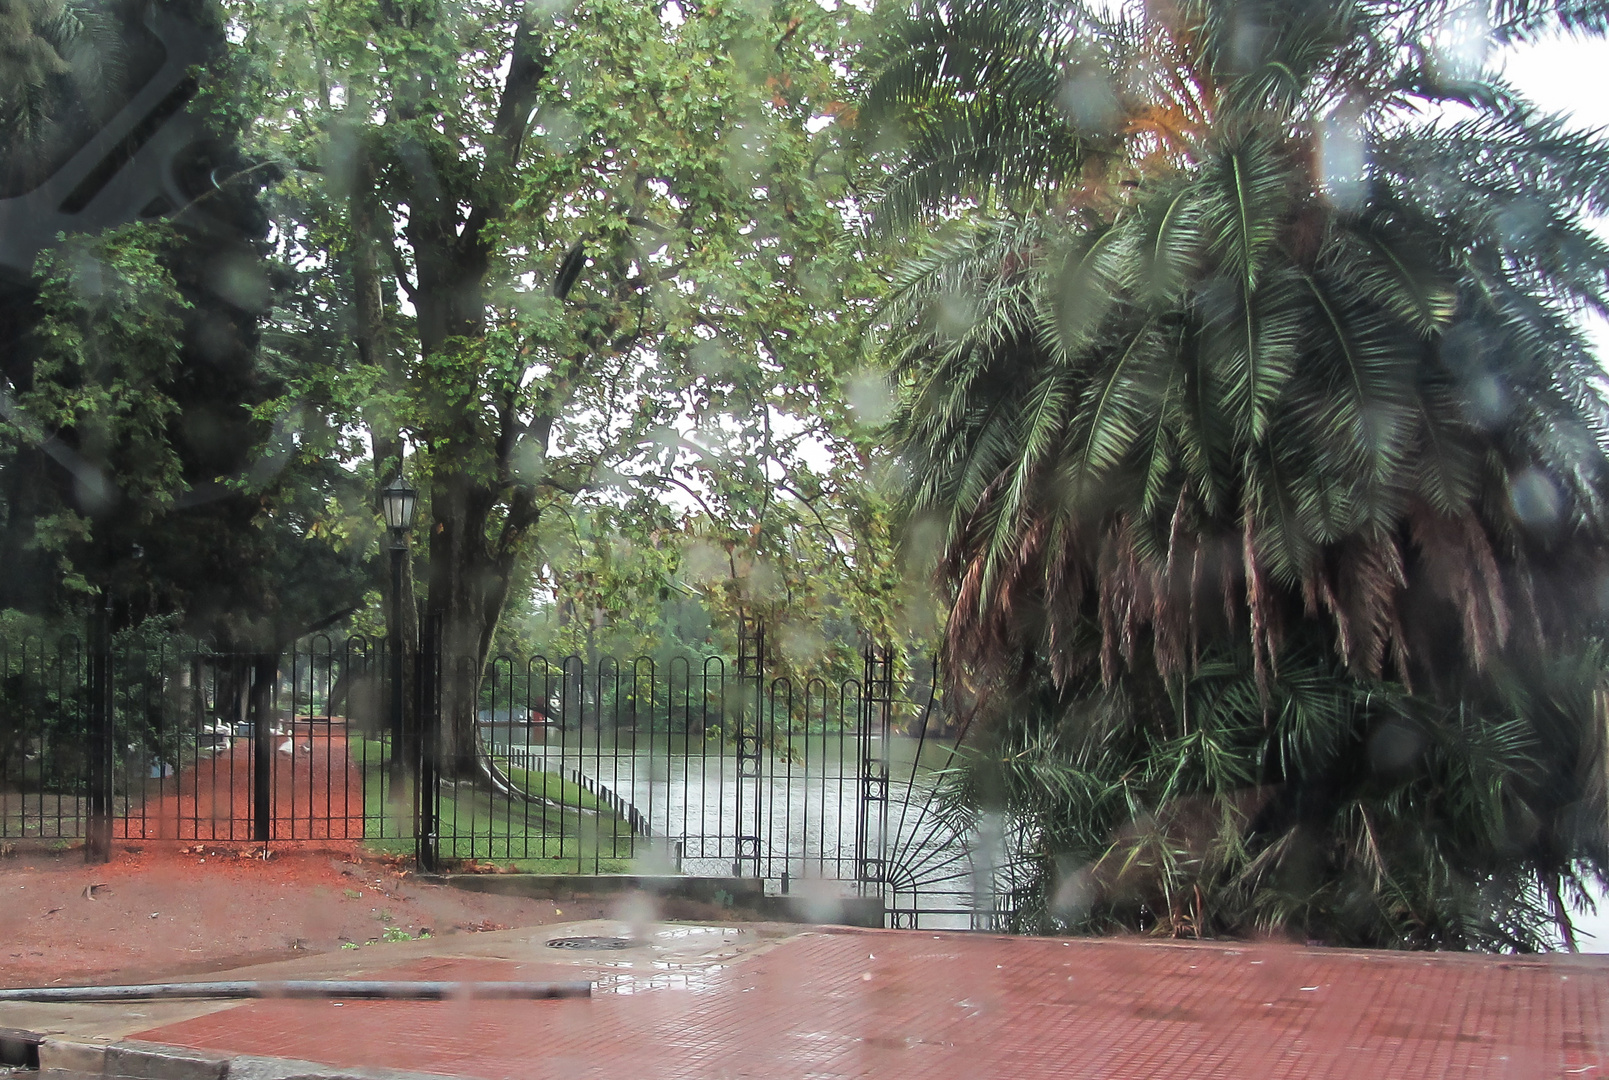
[415,618,438,872]
[85,603,113,863]
[250,653,272,843]
[561,656,576,871]
[285,648,299,842]
[1,637,9,840]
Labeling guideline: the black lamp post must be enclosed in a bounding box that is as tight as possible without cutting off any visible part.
[380,475,417,765]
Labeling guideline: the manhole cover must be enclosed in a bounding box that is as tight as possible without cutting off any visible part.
[545,936,643,950]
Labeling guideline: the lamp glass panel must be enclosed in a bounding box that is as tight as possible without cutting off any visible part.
[381,478,417,529]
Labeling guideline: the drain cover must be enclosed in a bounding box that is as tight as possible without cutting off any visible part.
[545,936,643,950]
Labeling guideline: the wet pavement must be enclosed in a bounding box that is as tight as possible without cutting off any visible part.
[4,919,1605,1078]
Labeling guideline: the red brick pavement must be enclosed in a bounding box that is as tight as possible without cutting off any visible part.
[133,930,1609,1079]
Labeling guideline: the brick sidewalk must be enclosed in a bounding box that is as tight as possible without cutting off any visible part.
[131,929,1608,1079]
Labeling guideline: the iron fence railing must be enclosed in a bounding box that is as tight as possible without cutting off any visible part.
[0,620,1017,929]
[442,648,873,882]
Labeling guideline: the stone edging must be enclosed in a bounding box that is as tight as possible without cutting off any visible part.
[39,1039,464,1080]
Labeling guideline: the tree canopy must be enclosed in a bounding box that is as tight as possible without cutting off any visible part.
[0,0,374,643]
[218,0,899,770]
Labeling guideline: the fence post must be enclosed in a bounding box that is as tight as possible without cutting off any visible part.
[250,653,275,843]
[414,618,438,872]
[85,599,114,864]
[733,616,764,878]
[855,643,892,891]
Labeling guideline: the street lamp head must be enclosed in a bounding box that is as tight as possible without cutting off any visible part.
[380,475,418,532]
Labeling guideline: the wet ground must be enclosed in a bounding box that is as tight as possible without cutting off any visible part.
[128,925,1609,1078]
[1,848,1605,1078]
[0,844,609,987]
[0,911,1603,1077]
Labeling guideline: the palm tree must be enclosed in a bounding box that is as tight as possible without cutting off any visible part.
[868,0,1609,948]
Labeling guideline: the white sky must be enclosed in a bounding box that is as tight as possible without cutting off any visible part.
[1501,32,1609,359]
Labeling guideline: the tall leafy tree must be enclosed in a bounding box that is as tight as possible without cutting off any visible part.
[0,0,371,643]
[234,0,880,775]
[870,0,1609,948]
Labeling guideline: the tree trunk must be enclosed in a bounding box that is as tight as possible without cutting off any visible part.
[407,180,546,780]
[424,467,526,779]
[396,14,548,781]
[347,148,420,764]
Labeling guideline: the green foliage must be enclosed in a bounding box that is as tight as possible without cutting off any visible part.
[0,19,375,642]
[26,225,188,526]
[229,0,910,707]
[950,636,1608,951]
[0,611,88,795]
[875,0,1609,948]
[3,226,206,608]
[500,506,708,662]
[504,494,890,686]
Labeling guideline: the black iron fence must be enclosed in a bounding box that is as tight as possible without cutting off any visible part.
[0,629,414,848]
[0,620,1013,929]
[446,645,882,883]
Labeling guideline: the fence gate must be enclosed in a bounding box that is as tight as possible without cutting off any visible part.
[425,625,999,929]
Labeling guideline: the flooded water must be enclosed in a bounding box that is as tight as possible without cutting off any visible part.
[482,726,982,929]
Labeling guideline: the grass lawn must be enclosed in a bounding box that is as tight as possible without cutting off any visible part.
[351,735,637,871]
[496,758,610,814]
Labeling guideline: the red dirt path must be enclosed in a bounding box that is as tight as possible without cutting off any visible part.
[115,721,368,842]
[0,845,606,988]
[135,932,1609,1079]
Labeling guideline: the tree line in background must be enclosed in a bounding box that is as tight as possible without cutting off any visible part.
[4,0,1609,951]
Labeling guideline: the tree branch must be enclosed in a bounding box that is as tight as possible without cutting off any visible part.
[385,234,420,303]
[460,10,548,257]
[774,479,859,577]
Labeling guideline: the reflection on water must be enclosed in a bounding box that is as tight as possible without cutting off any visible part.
[592,961,729,995]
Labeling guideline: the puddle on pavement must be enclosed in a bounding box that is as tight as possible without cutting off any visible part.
[518,923,753,994]
[546,935,644,950]
[652,925,743,943]
[591,962,728,995]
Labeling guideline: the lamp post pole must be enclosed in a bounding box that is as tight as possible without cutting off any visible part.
[379,476,417,783]
[389,530,406,762]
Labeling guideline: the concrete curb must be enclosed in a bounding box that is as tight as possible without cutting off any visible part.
[755,893,885,928]
[427,873,886,926]
[421,872,764,904]
[40,1039,225,1080]
[38,1040,464,1080]
[225,1054,464,1080]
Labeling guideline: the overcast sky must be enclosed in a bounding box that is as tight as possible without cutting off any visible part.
[1501,32,1609,130]
[1502,32,1609,357]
